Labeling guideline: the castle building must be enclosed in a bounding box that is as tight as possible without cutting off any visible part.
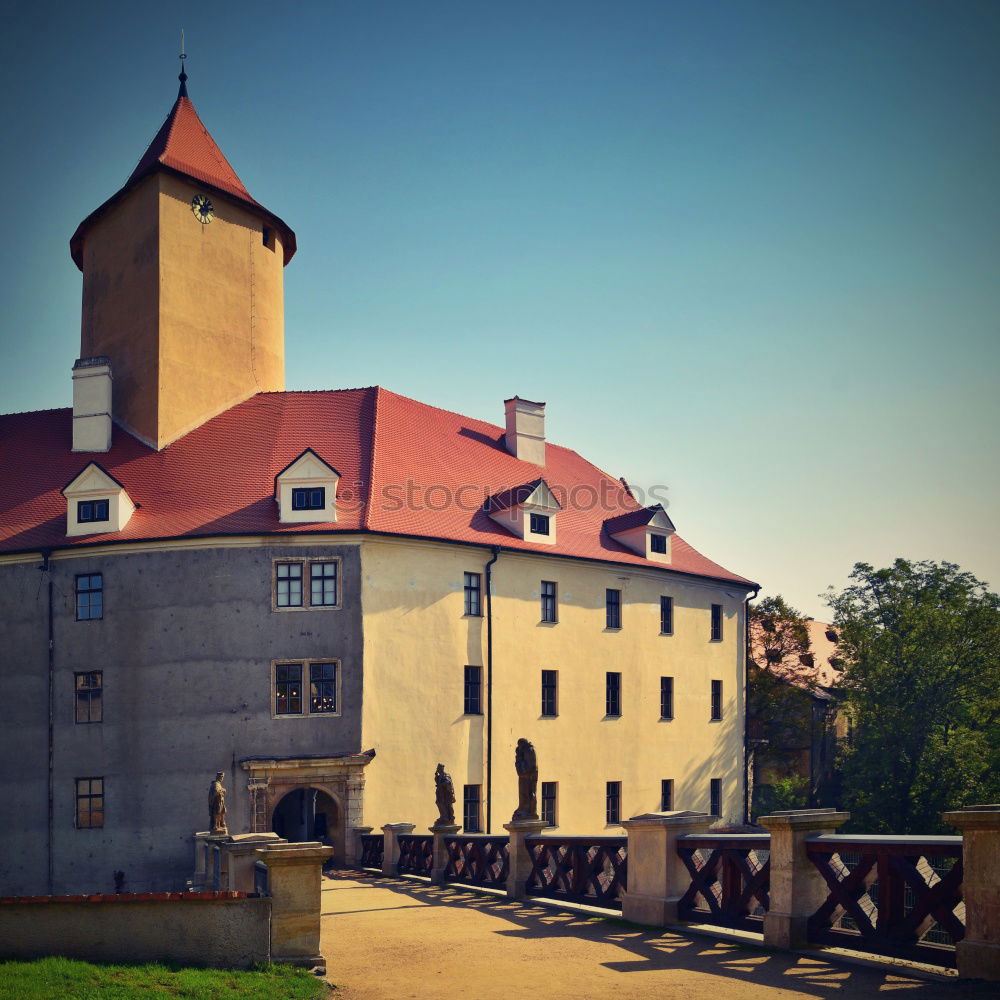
[0,71,757,894]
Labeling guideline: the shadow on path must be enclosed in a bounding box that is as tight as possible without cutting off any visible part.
[324,871,993,999]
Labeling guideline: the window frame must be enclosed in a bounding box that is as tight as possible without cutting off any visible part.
[75,573,104,622]
[464,665,483,715]
[660,676,674,720]
[541,781,558,827]
[710,778,722,818]
[463,784,482,833]
[291,486,326,511]
[463,572,482,617]
[272,557,342,612]
[659,595,673,635]
[529,512,550,536]
[606,780,622,825]
[271,659,341,719]
[75,776,104,829]
[540,580,557,623]
[77,499,110,524]
[605,671,622,718]
[710,679,723,721]
[605,588,622,630]
[711,603,723,642]
[541,669,558,718]
[650,533,668,554]
[75,671,103,725]
[661,778,674,812]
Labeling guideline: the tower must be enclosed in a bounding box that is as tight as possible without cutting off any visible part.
[69,68,296,450]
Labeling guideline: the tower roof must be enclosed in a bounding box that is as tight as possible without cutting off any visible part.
[70,80,296,268]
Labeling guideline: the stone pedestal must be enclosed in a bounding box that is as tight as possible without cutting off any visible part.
[255,842,333,966]
[760,808,849,950]
[381,823,415,876]
[504,819,547,900]
[222,833,285,892]
[192,831,229,890]
[943,804,1000,981]
[351,826,373,865]
[620,811,715,926]
[429,823,460,884]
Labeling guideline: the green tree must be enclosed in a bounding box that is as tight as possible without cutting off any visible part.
[826,559,1000,833]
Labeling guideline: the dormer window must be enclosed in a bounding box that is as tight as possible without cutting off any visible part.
[78,499,110,523]
[486,478,562,545]
[292,487,326,511]
[62,462,135,537]
[275,449,339,524]
[650,533,667,554]
[604,504,676,563]
[529,513,550,536]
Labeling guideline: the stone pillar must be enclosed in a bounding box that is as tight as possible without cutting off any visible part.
[943,804,1000,981]
[504,819,547,900]
[620,811,715,926]
[222,833,286,892]
[255,842,333,967]
[429,822,460,884]
[760,808,850,950]
[192,831,228,890]
[351,826,373,865]
[381,823,415,875]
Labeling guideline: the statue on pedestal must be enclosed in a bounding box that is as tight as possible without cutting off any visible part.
[512,738,538,821]
[209,771,228,834]
[434,763,456,825]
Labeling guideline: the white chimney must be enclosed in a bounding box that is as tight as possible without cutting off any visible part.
[72,357,113,453]
[504,396,546,465]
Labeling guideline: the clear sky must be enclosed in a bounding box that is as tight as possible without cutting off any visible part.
[1,0,997,618]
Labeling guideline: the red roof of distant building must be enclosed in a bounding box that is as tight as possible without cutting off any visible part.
[0,388,755,588]
[69,84,296,268]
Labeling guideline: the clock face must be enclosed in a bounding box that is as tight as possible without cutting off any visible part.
[191,194,214,224]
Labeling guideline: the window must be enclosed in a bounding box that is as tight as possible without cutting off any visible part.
[710,778,722,817]
[75,672,103,724]
[711,603,723,641]
[75,574,103,621]
[529,512,550,536]
[660,676,674,720]
[464,665,482,715]
[540,581,557,623]
[273,660,339,716]
[661,779,674,812]
[711,679,723,721]
[263,226,274,249]
[291,487,326,511]
[274,558,341,611]
[463,784,482,832]
[310,562,338,607]
[660,596,673,635]
[541,781,557,827]
[77,499,109,523]
[606,589,622,629]
[75,777,104,829]
[464,572,482,616]
[606,781,621,825]
[541,670,558,717]
[605,672,622,717]
[650,533,667,554]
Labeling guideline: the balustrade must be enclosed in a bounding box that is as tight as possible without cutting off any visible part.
[676,833,770,931]
[358,834,384,870]
[526,836,627,909]
[396,834,434,877]
[444,835,509,888]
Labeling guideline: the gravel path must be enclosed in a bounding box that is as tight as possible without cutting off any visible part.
[320,872,986,1000]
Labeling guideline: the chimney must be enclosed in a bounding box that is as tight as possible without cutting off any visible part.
[72,357,113,453]
[504,396,546,465]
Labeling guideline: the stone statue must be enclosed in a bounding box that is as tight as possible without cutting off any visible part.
[512,738,538,821]
[209,771,228,833]
[434,763,456,825]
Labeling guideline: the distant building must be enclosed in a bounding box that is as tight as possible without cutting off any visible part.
[0,70,757,894]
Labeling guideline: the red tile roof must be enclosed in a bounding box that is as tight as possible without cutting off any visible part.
[0,388,755,587]
[70,85,296,268]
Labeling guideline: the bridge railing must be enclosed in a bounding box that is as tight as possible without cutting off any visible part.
[525,836,627,910]
[444,834,509,888]
[676,833,770,931]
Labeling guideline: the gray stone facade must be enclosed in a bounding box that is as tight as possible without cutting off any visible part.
[0,542,363,894]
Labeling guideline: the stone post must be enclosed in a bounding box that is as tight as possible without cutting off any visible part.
[760,808,850,950]
[943,804,1000,981]
[504,819,547,900]
[192,831,228,889]
[352,826,373,865]
[255,842,333,967]
[381,823,415,876]
[620,811,715,926]
[429,822,460,884]
[221,833,285,892]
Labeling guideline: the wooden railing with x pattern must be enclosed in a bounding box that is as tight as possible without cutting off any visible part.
[444,835,510,888]
[359,833,384,870]
[525,836,627,910]
[676,833,771,931]
[805,834,964,968]
[396,834,434,877]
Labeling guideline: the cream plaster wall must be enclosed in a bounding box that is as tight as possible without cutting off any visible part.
[359,537,749,835]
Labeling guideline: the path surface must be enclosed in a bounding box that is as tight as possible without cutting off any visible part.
[320,872,987,1000]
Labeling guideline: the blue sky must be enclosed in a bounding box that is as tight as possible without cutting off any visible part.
[1,0,997,618]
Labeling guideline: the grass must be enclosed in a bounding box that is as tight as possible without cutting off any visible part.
[0,957,331,1000]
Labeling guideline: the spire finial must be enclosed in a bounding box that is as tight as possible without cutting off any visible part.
[178,29,188,98]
